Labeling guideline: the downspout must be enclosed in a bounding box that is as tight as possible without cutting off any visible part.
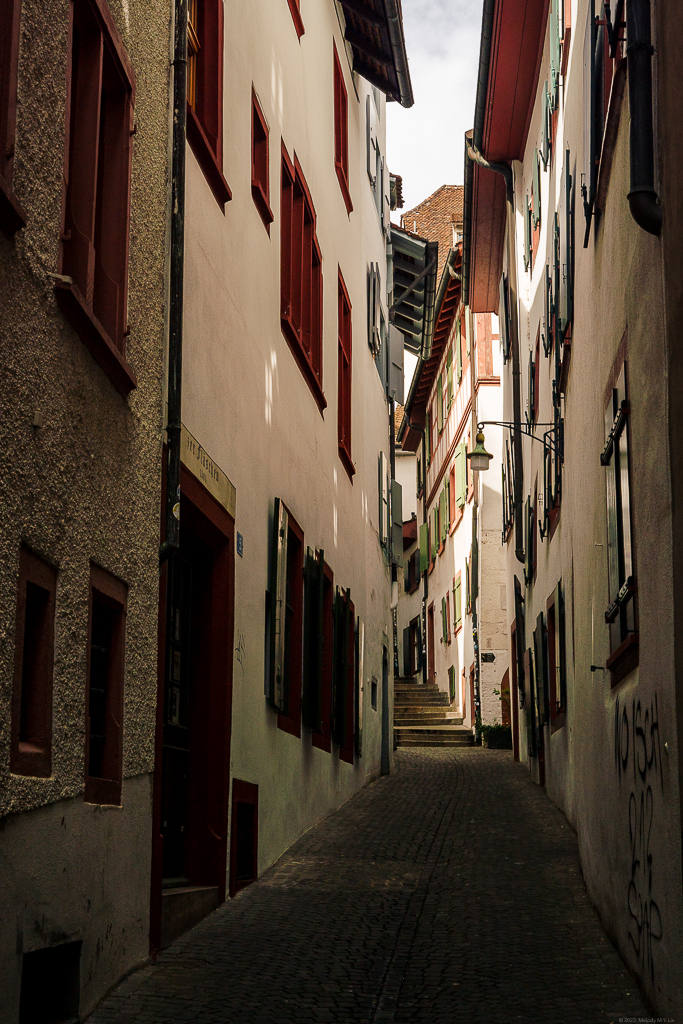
[390,400,399,677]
[467,142,525,566]
[468,308,481,736]
[420,426,428,686]
[160,0,187,565]
[626,0,661,234]
[383,0,414,108]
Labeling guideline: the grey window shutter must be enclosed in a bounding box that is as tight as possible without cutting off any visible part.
[528,350,535,425]
[269,498,289,711]
[454,575,461,627]
[355,618,364,756]
[441,596,448,643]
[550,0,560,98]
[534,611,549,726]
[541,85,550,168]
[524,496,532,585]
[542,263,552,356]
[604,393,621,605]
[379,451,388,547]
[426,411,431,465]
[559,147,573,335]
[583,3,596,241]
[332,587,350,746]
[366,95,376,185]
[555,580,566,709]
[419,522,428,574]
[437,375,443,432]
[391,479,403,567]
[514,575,526,706]
[532,148,541,228]
[389,325,404,404]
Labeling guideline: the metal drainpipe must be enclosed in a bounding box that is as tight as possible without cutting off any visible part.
[467,143,525,565]
[390,400,399,677]
[468,308,481,735]
[160,0,187,565]
[626,0,662,234]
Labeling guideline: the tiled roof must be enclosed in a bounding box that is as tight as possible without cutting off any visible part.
[401,185,464,280]
[395,404,405,445]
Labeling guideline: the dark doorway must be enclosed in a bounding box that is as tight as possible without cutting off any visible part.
[151,465,234,952]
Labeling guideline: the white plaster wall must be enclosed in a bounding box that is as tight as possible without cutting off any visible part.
[395,449,417,519]
[181,0,393,879]
[499,1,683,1012]
[0,776,152,1024]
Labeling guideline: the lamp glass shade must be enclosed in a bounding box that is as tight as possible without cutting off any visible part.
[467,431,493,472]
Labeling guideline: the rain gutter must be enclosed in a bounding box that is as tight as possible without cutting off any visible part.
[383,0,414,108]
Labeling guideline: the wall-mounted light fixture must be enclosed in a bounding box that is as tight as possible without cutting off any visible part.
[467,419,564,472]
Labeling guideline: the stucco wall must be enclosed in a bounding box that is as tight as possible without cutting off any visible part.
[180,0,394,879]
[0,0,171,1014]
[499,1,683,1013]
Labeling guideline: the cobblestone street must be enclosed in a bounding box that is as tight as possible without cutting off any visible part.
[89,750,649,1024]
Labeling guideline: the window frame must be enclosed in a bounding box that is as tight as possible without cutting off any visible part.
[333,43,352,215]
[281,142,325,413]
[337,267,354,480]
[251,87,273,232]
[186,0,232,210]
[0,0,26,235]
[10,548,57,778]
[85,563,127,806]
[546,585,567,731]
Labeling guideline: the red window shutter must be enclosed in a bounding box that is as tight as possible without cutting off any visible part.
[0,0,27,234]
[286,0,304,38]
[338,269,353,478]
[333,43,352,214]
[251,88,273,231]
[280,143,294,323]
[186,0,231,208]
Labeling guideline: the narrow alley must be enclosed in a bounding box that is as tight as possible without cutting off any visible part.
[89,750,647,1024]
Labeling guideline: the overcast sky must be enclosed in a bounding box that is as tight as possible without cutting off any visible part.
[386,0,483,213]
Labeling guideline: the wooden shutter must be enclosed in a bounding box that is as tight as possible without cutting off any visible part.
[454,574,461,628]
[269,498,288,711]
[523,196,531,272]
[366,94,376,185]
[391,479,403,566]
[528,350,535,426]
[447,349,453,406]
[555,580,566,709]
[514,575,526,706]
[431,509,438,560]
[583,3,596,241]
[604,392,621,606]
[558,147,573,337]
[355,618,364,756]
[534,611,549,726]
[465,556,471,614]
[437,375,443,432]
[415,616,422,670]
[379,451,388,547]
[499,275,510,359]
[441,597,448,643]
[303,548,325,731]
[543,263,552,356]
[332,586,350,745]
[541,85,550,168]
[456,318,463,382]
[550,0,560,99]
[426,411,431,465]
[456,443,467,508]
[440,487,447,544]
[419,522,428,573]
[532,148,541,227]
[524,496,532,585]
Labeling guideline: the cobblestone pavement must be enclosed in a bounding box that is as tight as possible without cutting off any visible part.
[89,749,650,1024]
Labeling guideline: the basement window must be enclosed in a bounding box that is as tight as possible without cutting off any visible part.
[19,941,82,1024]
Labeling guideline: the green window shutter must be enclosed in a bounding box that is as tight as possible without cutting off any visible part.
[431,512,437,560]
[437,375,443,432]
[456,318,463,382]
[403,626,411,676]
[426,411,431,466]
[447,349,453,407]
[440,487,447,543]
[441,596,448,643]
[419,522,428,573]
[532,148,540,228]
[456,443,467,508]
[454,575,461,628]
[541,85,550,168]
[447,472,452,526]
[269,497,289,711]
[448,666,456,702]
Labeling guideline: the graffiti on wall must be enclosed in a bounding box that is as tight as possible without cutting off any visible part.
[614,693,663,983]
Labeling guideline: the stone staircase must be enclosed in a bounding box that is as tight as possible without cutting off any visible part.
[394,676,474,748]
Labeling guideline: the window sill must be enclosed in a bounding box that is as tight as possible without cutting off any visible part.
[10,744,51,778]
[277,713,302,739]
[338,443,356,482]
[550,710,566,734]
[281,314,326,415]
[187,105,232,212]
[607,633,639,688]
[85,775,122,806]
[335,163,353,215]
[0,173,27,238]
[286,0,305,38]
[54,280,137,397]
[252,178,273,234]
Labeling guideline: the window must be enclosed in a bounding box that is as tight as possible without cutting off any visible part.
[11,549,57,778]
[546,583,566,729]
[85,564,127,806]
[502,438,515,542]
[186,0,231,209]
[333,44,352,214]
[286,0,304,38]
[453,573,462,633]
[455,440,467,510]
[0,0,26,235]
[268,499,304,737]
[403,549,420,595]
[367,262,381,358]
[338,269,354,479]
[251,88,272,232]
[56,0,137,397]
[229,779,258,897]
[602,361,638,684]
[281,143,325,411]
[524,491,537,587]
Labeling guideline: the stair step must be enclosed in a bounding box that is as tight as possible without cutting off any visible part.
[396,738,475,747]
[395,716,464,726]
